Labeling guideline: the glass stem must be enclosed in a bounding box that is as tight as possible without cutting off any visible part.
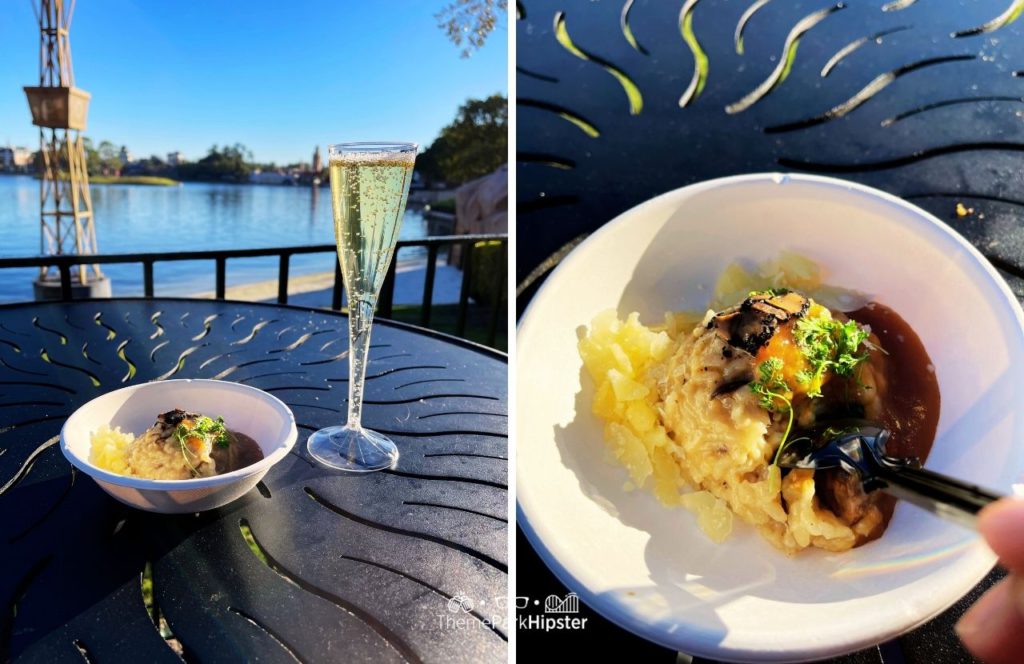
[346,297,376,429]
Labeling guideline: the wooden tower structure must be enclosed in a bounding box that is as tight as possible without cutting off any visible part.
[23,0,104,293]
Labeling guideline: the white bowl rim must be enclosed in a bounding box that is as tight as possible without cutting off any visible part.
[60,378,299,490]
[516,172,1024,660]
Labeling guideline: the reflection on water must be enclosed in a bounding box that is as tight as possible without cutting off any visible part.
[0,175,433,302]
[310,185,320,227]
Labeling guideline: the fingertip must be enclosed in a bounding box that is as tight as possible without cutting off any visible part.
[978,498,1024,571]
[957,579,1024,664]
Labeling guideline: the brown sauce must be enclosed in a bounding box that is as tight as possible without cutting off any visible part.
[210,430,265,473]
[827,302,941,542]
[848,302,941,462]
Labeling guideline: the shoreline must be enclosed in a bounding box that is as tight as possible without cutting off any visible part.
[26,174,182,186]
[188,256,464,306]
[90,176,180,186]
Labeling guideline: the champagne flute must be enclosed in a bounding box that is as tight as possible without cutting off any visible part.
[307,142,417,471]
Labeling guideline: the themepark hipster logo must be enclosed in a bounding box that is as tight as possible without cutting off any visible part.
[517,592,589,631]
[437,592,504,632]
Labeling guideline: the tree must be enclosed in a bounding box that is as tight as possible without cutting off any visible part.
[176,143,253,182]
[83,137,102,174]
[418,94,507,186]
[436,0,507,58]
[97,140,122,174]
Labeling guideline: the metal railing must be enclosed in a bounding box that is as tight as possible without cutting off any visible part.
[0,234,508,347]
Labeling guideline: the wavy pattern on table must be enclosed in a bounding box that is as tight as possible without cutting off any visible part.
[620,0,648,54]
[725,3,845,114]
[190,314,219,342]
[517,65,559,83]
[735,0,773,55]
[678,0,708,107]
[779,140,1024,171]
[33,317,67,345]
[0,557,51,661]
[226,607,306,664]
[8,467,76,544]
[518,99,601,138]
[518,0,1024,291]
[765,54,976,133]
[880,95,1024,125]
[953,0,1024,37]
[554,11,643,114]
[304,488,506,572]
[0,355,47,378]
[0,299,507,662]
[241,518,420,664]
[517,152,576,169]
[903,191,1024,208]
[820,26,910,78]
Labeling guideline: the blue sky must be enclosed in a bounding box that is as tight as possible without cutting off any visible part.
[0,1,507,165]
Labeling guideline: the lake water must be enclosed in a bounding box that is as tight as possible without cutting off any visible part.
[0,175,440,303]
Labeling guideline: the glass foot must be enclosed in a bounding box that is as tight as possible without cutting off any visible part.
[306,425,399,472]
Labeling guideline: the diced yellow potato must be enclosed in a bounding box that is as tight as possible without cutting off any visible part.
[651,446,685,506]
[661,311,703,338]
[578,337,609,382]
[711,262,764,309]
[702,499,734,543]
[608,369,649,401]
[90,425,134,474]
[607,422,652,486]
[761,251,821,291]
[625,400,656,432]
[592,379,617,419]
[682,491,734,542]
[644,427,672,449]
[681,489,716,512]
[609,343,634,375]
[646,330,673,362]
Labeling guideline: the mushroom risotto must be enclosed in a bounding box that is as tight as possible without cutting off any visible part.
[578,255,939,554]
[90,409,264,480]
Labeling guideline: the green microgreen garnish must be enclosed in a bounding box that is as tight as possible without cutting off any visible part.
[792,316,870,397]
[750,358,795,467]
[748,287,790,298]
[177,440,200,477]
[173,415,229,476]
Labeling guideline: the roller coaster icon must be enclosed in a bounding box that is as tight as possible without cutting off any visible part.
[543,592,579,614]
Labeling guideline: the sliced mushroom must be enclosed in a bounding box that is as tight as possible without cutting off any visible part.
[749,300,790,320]
[768,291,810,316]
[709,291,809,355]
[711,372,754,398]
[157,408,191,427]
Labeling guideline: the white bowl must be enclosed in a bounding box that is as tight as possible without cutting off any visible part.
[61,379,298,513]
[517,173,1024,662]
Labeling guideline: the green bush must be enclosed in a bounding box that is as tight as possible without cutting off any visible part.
[469,240,505,307]
[429,198,456,214]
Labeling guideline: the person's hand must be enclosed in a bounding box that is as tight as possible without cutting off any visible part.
[956,498,1024,663]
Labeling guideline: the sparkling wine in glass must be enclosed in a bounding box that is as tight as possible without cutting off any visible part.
[307,142,417,471]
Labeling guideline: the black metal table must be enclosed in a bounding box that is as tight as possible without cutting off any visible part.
[517,0,1024,661]
[0,298,508,663]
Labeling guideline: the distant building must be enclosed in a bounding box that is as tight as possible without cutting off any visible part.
[312,146,322,173]
[167,151,185,166]
[249,169,294,185]
[119,146,133,164]
[0,145,33,172]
